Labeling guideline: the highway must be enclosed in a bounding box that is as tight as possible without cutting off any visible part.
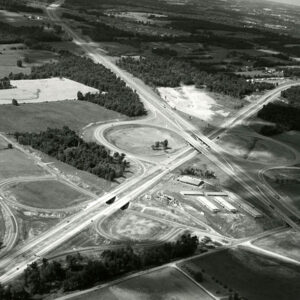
[0,0,299,285]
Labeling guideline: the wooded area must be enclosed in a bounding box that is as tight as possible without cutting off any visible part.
[0,234,199,299]
[15,127,128,181]
[117,56,275,98]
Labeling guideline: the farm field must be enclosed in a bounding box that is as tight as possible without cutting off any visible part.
[105,124,187,158]
[3,180,89,209]
[0,44,57,78]
[0,147,46,180]
[70,267,213,300]
[0,100,124,133]
[182,248,300,300]
[0,78,98,104]
[253,229,300,262]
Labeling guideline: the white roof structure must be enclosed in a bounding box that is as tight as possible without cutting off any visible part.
[214,197,237,212]
[198,196,220,212]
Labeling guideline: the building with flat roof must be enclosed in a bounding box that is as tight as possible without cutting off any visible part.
[214,196,237,212]
[198,196,220,213]
[178,176,203,187]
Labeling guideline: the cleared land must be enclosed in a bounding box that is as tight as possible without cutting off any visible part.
[182,248,300,300]
[253,230,300,262]
[99,211,170,242]
[218,133,296,165]
[0,100,124,133]
[105,124,186,157]
[0,78,98,104]
[70,267,213,300]
[158,85,230,123]
[4,180,88,209]
[0,147,46,180]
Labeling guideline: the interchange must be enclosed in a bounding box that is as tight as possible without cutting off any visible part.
[0,0,299,285]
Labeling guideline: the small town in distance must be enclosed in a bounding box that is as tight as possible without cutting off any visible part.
[0,0,299,299]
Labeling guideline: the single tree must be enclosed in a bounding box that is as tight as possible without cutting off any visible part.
[12,99,19,106]
[17,60,23,68]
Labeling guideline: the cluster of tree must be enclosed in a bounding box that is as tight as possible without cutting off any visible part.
[0,21,61,45]
[0,77,11,89]
[281,86,300,106]
[181,167,216,179]
[78,91,145,117]
[151,139,169,150]
[117,56,275,98]
[258,103,300,135]
[9,54,146,117]
[152,47,177,57]
[283,68,300,78]
[15,127,128,181]
[81,21,134,42]
[0,234,199,299]
[0,0,43,14]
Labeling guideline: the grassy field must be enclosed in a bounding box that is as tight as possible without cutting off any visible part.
[100,211,170,242]
[264,168,300,211]
[0,43,57,78]
[253,229,300,262]
[106,124,186,157]
[0,100,124,133]
[182,248,300,300]
[0,147,46,180]
[218,133,296,165]
[70,267,213,300]
[0,78,98,104]
[5,180,88,209]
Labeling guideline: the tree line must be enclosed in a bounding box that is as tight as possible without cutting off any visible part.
[0,234,199,299]
[15,127,128,181]
[117,56,275,99]
[9,54,146,117]
[0,21,61,45]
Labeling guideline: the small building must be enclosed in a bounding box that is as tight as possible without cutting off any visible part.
[178,176,204,187]
[205,191,228,197]
[180,191,205,196]
[198,196,220,213]
[214,196,237,213]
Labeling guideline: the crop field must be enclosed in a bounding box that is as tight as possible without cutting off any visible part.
[0,44,57,78]
[70,267,213,300]
[253,229,300,262]
[4,180,89,209]
[182,248,300,300]
[105,124,187,158]
[218,132,296,165]
[0,100,124,133]
[0,78,98,105]
[99,211,170,242]
[0,147,47,180]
